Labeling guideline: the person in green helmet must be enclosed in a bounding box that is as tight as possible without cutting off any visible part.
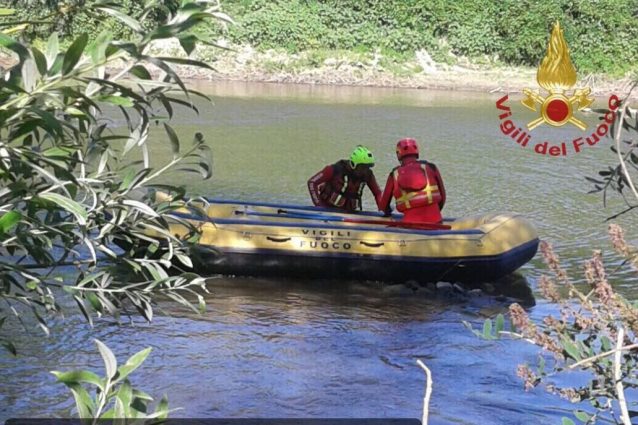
[308,145,389,213]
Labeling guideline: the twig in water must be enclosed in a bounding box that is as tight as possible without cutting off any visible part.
[568,342,638,370]
[614,327,631,425]
[417,359,432,425]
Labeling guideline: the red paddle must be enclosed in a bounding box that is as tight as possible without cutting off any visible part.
[272,208,451,230]
[342,218,451,230]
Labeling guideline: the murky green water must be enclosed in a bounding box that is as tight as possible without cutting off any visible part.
[1,81,636,424]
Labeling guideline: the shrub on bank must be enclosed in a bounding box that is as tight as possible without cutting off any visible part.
[215,0,637,76]
[9,1,634,75]
[1,0,178,41]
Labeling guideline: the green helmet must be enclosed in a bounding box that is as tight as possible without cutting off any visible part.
[349,145,375,168]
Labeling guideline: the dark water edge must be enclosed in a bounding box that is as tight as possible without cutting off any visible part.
[0,274,613,424]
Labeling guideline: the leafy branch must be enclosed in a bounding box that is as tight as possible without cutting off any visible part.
[52,339,171,422]
[0,0,228,354]
[586,85,638,219]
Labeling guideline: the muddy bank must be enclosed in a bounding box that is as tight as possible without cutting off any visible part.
[173,44,634,96]
[189,65,633,96]
[1,41,633,96]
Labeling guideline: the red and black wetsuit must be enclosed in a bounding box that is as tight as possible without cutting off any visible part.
[378,156,446,223]
[308,160,382,212]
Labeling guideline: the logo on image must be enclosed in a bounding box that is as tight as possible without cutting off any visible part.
[496,22,619,156]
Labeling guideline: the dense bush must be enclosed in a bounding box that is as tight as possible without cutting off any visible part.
[2,0,179,42]
[214,0,637,75]
[213,0,440,56]
[0,0,220,355]
[4,1,635,74]
[565,1,638,75]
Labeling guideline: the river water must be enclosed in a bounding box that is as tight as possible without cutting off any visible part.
[1,81,636,424]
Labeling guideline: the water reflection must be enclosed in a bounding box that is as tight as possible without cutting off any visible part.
[187,80,491,107]
[0,273,577,425]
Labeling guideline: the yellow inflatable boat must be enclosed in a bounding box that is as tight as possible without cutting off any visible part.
[160,198,539,284]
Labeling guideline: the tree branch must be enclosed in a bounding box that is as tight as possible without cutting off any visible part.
[614,327,631,425]
[567,343,638,370]
[615,85,638,204]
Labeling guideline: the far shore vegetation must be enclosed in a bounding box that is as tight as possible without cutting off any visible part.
[2,1,636,93]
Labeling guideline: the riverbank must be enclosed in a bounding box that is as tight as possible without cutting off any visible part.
[0,41,632,96]
[158,43,635,96]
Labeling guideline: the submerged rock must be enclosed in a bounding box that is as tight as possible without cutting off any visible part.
[453,283,466,293]
[482,282,496,293]
[436,281,453,291]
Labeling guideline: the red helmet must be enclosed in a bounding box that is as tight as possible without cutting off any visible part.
[396,138,419,160]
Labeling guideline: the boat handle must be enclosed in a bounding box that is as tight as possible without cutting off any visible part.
[266,236,291,243]
[360,241,384,248]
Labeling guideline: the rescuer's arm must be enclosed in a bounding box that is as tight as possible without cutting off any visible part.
[377,173,395,216]
[367,172,381,202]
[431,163,446,211]
[307,165,333,207]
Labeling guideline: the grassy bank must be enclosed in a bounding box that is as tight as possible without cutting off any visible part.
[2,0,636,93]
[184,0,636,93]
[147,39,634,95]
[210,0,637,76]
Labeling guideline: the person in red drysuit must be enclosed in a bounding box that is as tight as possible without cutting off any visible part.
[378,138,446,223]
[307,145,388,213]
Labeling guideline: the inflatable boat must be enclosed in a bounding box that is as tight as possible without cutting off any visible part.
[155,197,539,285]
